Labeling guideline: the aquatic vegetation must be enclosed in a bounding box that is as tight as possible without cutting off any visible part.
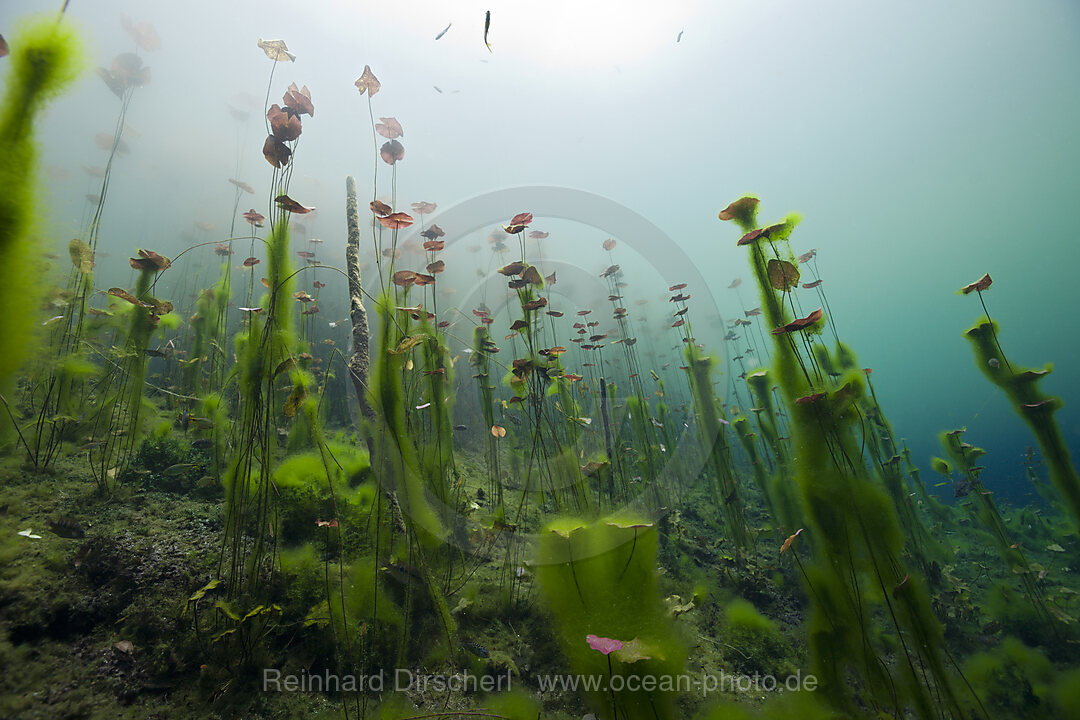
[0,14,83,446]
[83,252,175,491]
[937,428,1062,633]
[684,341,749,548]
[962,636,1055,719]
[0,8,1078,718]
[724,196,979,719]
[536,515,686,720]
[962,288,1080,532]
[721,598,794,677]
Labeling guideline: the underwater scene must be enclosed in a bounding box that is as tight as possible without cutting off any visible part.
[2,1,1080,718]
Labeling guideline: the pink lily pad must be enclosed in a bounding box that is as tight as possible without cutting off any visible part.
[586,634,623,655]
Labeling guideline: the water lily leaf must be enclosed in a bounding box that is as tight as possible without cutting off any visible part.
[258,38,296,62]
[376,117,403,139]
[586,635,623,655]
[274,357,296,377]
[499,262,525,276]
[412,201,437,214]
[960,273,992,295]
[761,220,795,242]
[69,238,94,274]
[283,383,308,417]
[766,259,800,290]
[718,196,759,223]
[146,298,173,316]
[780,527,804,554]
[128,248,170,273]
[243,209,265,227]
[370,199,392,216]
[109,53,150,89]
[121,15,161,51]
[421,226,445,243]
[275,194,314,214]
[772,308,824,335]
[262,135,291,167]
[186,578,222,606]
[380,140,405,165]
[613,637,664,664]
[392,270,418,287]
[267,104,302,141]
[108,288,149,307]
[282,83,314,116]
[213,600,242,623]
[378,211,414,229]
[354,65,380,96]
[392,335,426,354]
[504,212,533,234]
[491,425,506,438]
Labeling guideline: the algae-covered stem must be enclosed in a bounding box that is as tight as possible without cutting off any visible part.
[345,176,375,421]
[975,286,1012,373]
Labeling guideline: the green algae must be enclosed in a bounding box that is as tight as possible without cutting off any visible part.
[0,15,83,445]
[965,318,1080,532]
[535,514,687,720]
[726,197,977,719]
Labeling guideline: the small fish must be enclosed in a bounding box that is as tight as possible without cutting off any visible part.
[164,463,196,476]
[47,517,85,539]
[677,30,684,42]
[462,640,489,658]
[454,424,468,431]
[484,10,492,52]
[988,358,1000,368]
[43,315,64,326]
[17,529,42,539]
[144,348,165,357]
[191,438,213,449]
[433,85,443,93]
[382,560,425,586]
[435,22,452,40]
